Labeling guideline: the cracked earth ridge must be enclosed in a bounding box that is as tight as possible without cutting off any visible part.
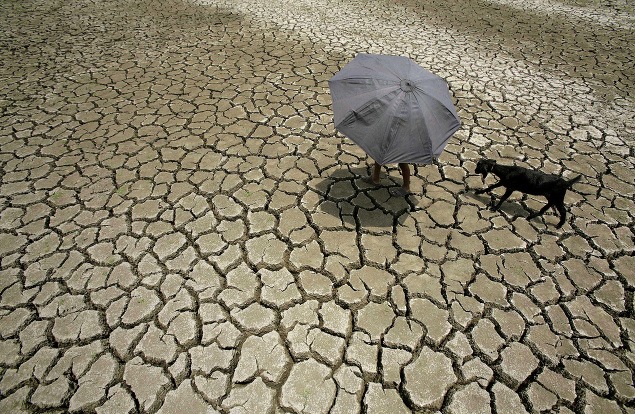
[0,0,634,413]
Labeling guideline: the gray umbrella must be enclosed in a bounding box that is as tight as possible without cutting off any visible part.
[328,53,461,165]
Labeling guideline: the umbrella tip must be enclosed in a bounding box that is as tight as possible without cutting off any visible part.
[400,79,414,92]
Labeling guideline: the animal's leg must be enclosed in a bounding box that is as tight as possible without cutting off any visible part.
[555,202,567,228]
[475,182,503,195]
[491,189,513,211]
[527,202,553,220]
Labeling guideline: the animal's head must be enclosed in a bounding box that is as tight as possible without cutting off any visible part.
[475,159,496,181]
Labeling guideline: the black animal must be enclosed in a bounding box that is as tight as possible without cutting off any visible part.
[474,159,582,228]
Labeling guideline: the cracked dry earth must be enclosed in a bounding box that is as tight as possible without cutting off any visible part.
[0,0,634,413]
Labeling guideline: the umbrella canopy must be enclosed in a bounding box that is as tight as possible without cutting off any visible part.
[328,53,461,165]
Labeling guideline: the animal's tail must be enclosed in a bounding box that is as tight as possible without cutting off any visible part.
[567,175,582,188]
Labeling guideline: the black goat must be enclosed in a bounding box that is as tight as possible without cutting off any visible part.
[475,159,581,228]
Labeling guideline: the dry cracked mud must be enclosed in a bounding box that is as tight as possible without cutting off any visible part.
[0,0,634,413]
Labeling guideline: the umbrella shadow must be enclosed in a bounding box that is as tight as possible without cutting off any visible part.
[312,166,413,229]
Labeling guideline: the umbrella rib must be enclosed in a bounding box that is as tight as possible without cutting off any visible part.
[333,84,399,105]
[377,91,409,163]
[333,86,401,127]
[359,54,408,80]
[414,90,460,155]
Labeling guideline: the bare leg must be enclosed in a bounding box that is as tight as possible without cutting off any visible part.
[372,162,381,184]
[390,164,411,196]
[399,163,410,192]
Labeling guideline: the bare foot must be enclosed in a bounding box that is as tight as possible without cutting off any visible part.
[362,176,380,186]
[389,187,410,197]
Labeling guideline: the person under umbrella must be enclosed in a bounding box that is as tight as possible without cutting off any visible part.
[370,161,411,196]
[328,53,461,196]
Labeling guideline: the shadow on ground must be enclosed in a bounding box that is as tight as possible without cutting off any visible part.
[312,166,414,229]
